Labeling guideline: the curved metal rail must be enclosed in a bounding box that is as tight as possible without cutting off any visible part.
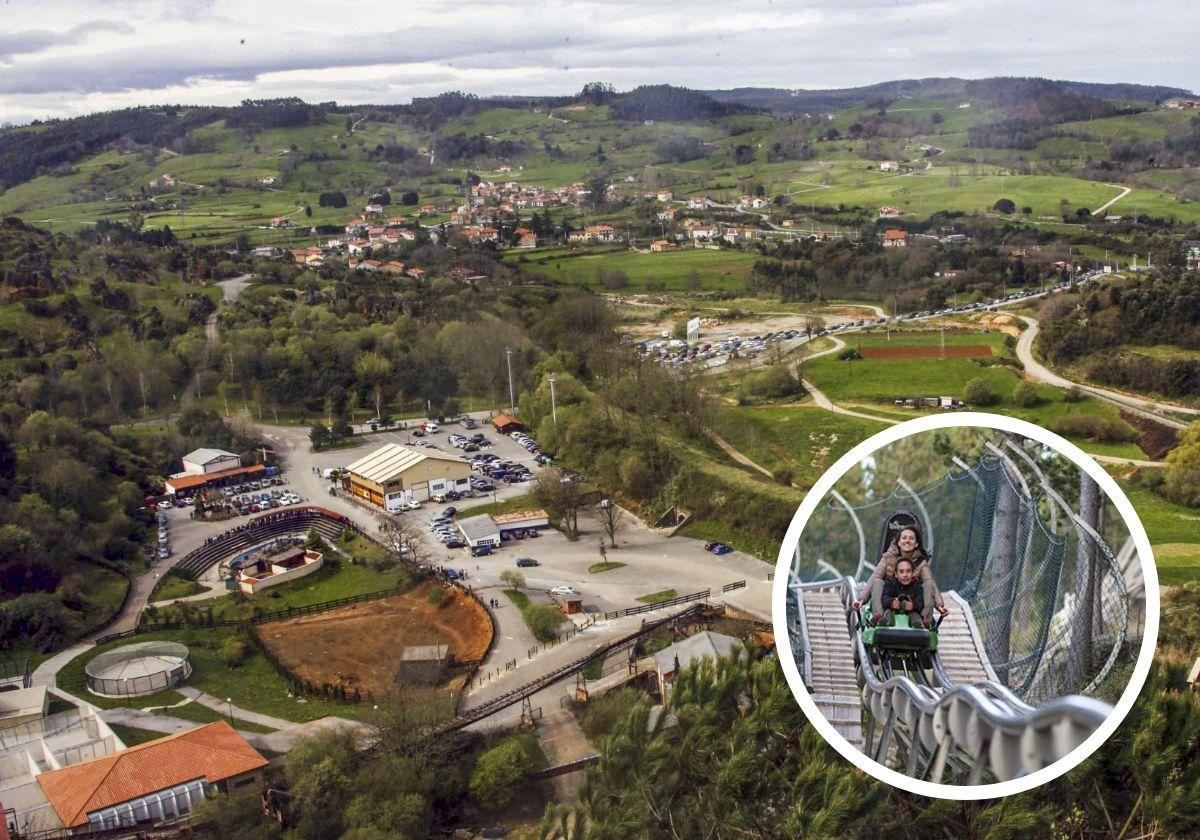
[795,577,1113,784]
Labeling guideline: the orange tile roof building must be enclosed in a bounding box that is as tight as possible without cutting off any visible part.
[36,721,267,831]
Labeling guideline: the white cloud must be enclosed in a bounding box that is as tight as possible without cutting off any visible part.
[0,0,1195,123]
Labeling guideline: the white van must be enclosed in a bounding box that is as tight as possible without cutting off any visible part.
[425,422,439,433]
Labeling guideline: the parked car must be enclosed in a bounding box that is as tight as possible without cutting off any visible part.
[442,506,458,517]
[425,422,440,433]
[517,557,539,567]
[444,569,461,580]
[446,539,466,549]
[470,545,492,557]
[401,499,421,511]
[432,493,448,503]
[550,585,575,596]
[711,543,733,555]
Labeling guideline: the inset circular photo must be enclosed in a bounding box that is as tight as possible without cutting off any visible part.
[772,413,1158,799]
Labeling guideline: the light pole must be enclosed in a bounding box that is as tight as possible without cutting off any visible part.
[226,697,235,729]
[548,375,558,431]
[505,347,516,413]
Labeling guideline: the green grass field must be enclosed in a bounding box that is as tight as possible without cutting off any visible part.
[710,405,888,488]
[1121,483,1200,585]
[152,546,408,624]
[509,246,760,292]
[58,628,375,722]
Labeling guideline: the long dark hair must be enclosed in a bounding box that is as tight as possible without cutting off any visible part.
[891,525,928,563]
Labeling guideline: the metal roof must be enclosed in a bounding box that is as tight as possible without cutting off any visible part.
[344,443,463,484]
[458,514,500,541]
[183,448,238,465]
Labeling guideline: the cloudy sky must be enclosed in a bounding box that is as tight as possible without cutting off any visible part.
[2,0,1196,125]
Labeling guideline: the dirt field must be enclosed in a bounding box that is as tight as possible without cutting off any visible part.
[255,580,493,699]
[1120,411,1180,460]
[861,345,993,360]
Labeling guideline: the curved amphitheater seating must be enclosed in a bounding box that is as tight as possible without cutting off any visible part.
[175,507,358,579]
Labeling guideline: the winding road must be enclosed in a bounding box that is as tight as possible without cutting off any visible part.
[1015,315,1195,430]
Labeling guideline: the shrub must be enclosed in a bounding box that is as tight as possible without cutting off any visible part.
[1063,386,1085,403]
[963,378,996,406]
[525,604,565,642]
[1048,414,1138,444]
[581,687,642,740]
[773,467,795,486]
[426,584,446,606]
[469,734,543,809]
[993,198,1016,214]
[219,636,249,668]
[1012,382,1039,407]
[499,570,525,590]
[838,347,862,361]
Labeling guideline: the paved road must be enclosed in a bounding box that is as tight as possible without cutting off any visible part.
[1015,315,1194,430]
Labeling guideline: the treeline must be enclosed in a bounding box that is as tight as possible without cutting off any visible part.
[1038,273,1200,399]
[968,83,1125,150]
[746,229,1059,305]
[610,84,749,123]
[433,132,525,163]
[0,105,220,189]
[224,98,326,130]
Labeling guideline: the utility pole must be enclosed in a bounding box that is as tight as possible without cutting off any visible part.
[548,374,558,430]
[505,347,516,413]
[939,322,945,360]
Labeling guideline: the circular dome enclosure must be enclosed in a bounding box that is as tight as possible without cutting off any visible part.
[85,641,193,698]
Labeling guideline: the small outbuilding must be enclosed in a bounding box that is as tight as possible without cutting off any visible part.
[395,645,453,685]
[458,514,501,549]
[490,414,525,435]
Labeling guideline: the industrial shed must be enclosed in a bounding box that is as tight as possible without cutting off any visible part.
[457,514,501,549]
[344,444,472,508]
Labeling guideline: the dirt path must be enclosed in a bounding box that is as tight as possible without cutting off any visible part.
[707,427,776,479]
[537,709,595,803]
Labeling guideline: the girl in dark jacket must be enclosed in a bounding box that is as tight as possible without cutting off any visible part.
[852,526,948,625]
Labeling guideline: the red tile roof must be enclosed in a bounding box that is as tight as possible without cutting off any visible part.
[37,722,267,828]
[165,463,265,493]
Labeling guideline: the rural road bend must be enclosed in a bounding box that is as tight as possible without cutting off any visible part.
[1015,315,1193,429]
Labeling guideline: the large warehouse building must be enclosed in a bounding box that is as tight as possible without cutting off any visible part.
[344,444,473,510]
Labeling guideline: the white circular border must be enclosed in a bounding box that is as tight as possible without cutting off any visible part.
[770,411,1160,800]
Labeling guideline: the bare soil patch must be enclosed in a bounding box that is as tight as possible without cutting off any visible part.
[860,345,993,360]
[254,580,493,700]
[1119,411,1180,460]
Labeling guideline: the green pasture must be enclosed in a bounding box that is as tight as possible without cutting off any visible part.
[510,246,759,291]
[710,405,888,488]
[1120,483,1200,585]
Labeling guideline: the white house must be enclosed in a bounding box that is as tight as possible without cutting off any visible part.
[180,449,241,477]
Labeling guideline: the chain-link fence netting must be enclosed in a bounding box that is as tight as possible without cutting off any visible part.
[792,456,1132,704]
[85,641,193,698]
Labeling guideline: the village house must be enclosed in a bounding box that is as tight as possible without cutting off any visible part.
[514,227,538,248]
[687,196,712,210]
[406,266,426,280]
[689,225,720,241]
[347,239,370,255]
[880,160,901,172]
[258,176,275,186]
[382,260,406,274]
[882,229,908,247]
[879,206,904,217]
[585,224,617,242]
[419,204,438,215]
[656,190,674,202]
[751,197,770,209]
[650,239,677,252]
[657,207,678,222]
